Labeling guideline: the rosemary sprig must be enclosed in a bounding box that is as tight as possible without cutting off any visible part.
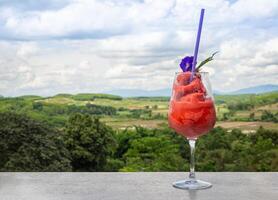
[196,51,218,72]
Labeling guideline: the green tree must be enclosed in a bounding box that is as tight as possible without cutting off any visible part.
[32,102,43,111]
[261,110,278,122]
[223,110,235,121]
[117,127,186,172]
[64,113,116,171]
[121,136,186,171]
[249,112,255,121]
[0,112,72,171]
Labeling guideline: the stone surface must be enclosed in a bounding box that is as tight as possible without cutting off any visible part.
[0,172,277,200]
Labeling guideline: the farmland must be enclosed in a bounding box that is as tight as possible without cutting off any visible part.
[0,92,277,132]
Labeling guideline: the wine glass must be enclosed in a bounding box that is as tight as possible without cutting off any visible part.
[168,71,216,190]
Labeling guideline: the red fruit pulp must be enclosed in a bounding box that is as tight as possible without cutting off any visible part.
[168,72,216,139]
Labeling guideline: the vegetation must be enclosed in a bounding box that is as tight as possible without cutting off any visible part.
[0,92,277,172]
[215,92,278,107]
[64,113,115,171]
[215,92,278,122]
[0,92,277,130]
[111,126,278,172]
[261,110,278,122]
[72,93,122,101]
[0,112,72,171]
[0,111,276,172]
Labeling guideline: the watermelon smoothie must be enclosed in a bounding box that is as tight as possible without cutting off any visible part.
[168,72,216,139]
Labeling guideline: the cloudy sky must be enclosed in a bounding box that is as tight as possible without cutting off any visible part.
[0,0,277,96]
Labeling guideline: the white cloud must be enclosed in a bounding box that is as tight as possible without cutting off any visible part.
[0,55,35,94]
[2,0,175,39]
[2,0,277,40]
[17,42,39,58]
[0,0,277,96]
[210,37,278,91]
[231,0,278,19]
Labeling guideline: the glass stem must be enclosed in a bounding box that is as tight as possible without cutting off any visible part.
[188,139,196,180]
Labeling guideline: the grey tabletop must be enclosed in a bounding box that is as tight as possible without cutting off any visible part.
[0,172,277,200]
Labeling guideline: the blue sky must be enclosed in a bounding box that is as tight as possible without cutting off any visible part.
[0,0,277,96]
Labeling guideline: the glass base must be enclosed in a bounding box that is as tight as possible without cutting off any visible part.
[173,179,212,190]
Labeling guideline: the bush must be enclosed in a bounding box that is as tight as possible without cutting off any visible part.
[114,126,278,172]
[261,110,278,122]
[63,113,116,171]
[32,102,43,111]
[0,112,72,171]
[72,93,122,101]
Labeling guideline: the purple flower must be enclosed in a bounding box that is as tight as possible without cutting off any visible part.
[180,56,194,72]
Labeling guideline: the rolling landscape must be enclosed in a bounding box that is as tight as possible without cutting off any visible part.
[0,88,277,172]
[1,84,277,132]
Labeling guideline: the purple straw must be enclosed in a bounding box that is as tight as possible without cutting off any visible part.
[190,8,205,82]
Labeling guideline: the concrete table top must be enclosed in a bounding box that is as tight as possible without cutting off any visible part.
[0,172,277,200]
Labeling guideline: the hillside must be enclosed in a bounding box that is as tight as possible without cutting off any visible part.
[0,91,277,132]
[106,84,278,97]
[230,84,278,94]
[107,89,171,97]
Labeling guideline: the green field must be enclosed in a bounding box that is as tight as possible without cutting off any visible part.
[0,92,277,132]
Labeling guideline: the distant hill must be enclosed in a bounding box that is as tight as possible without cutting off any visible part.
[107,88,171,97]
[107,84,278,97]
[230,84,278,95]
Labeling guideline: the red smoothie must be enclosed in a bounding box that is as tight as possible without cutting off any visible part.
[168,72,216,139]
